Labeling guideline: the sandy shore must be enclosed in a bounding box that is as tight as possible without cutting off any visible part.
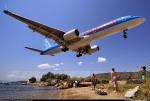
[57,87,125,99]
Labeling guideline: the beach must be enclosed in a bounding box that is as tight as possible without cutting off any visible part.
[57,86,125,99]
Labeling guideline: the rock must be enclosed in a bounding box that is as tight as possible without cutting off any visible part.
[54,84,59,87]
[63,82,69,88]
[57,81,71,89]
[68,82,73,88]
[31,81,49,87]
[124,86,139,98]
[73,83,76,88]
[51,80,58,86]
[95,89,107,95]
[57,84,64,89]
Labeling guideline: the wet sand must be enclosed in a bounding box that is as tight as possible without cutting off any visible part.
[57,87,125,99]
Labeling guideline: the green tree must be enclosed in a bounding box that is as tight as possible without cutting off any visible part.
[40,72,54,81]
[40,72,70,81]
[59,74,70,80]
[29,77,36,83]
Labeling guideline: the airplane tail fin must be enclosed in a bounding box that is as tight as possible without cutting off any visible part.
[25,47,43,53]
[44,39,51,49]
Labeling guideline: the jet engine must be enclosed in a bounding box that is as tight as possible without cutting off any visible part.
[63,29,79,41]
[88,45,100,54]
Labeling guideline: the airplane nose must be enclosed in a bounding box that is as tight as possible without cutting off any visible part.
[133,16,144,19]
[133,16,145,22]
[133,16,142,18]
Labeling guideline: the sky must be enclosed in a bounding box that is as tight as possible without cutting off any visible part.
[0,0,150,81]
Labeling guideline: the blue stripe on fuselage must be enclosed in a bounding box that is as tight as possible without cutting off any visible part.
[116,15,142,24]
[82,16,142,36]
[41,44,60,54]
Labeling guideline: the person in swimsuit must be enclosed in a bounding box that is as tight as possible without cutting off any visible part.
[111,68,119,92]
[91,73,97,90]
[139,66,147,83]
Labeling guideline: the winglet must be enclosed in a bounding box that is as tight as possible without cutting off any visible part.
[3,10,9,14]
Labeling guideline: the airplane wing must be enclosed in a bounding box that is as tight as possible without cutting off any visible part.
[3,10,66,46]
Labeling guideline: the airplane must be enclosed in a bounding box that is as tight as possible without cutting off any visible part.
[3,10,145,57]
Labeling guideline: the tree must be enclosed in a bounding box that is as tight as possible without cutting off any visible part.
[40,72,54,82]
[40,72,70,81]
[59,74,70,80]
[29,77,36,83]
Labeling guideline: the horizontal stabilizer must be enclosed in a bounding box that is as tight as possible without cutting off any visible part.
[25,47,43,53]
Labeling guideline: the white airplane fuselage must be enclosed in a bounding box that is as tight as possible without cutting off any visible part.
[42,16,145,55]
[43,16,145,55]
[67,16,145,50]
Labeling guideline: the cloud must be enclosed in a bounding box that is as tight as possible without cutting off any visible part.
[78,61,83,65]
[38,63,53,69]
[7,74,16,78]
[98,57,106,63]
[37,62,64,69]
[60,62,64,65]
[5,71,44,81]
[53,68,61,71]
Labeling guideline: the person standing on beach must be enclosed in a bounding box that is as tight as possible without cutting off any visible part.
[91,73,97,90]
[140,66,147,82]
[111,68,119,92]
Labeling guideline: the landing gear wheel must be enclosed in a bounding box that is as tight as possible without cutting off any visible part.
[62,47,69,52]
[123,34,127,39]
[123,29,128,39]
[76,54,82,57]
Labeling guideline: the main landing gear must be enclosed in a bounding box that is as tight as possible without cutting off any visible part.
[76,47,87,57]
[123,29,128,39]
[62,47,69,52]
[76,53,82,57]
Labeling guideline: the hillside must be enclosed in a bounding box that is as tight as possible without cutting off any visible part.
[86,71,150,81]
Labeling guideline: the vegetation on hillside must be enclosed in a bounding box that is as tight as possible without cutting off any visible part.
[86,72,149,81]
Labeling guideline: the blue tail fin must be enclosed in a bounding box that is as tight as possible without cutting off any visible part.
[44,39,51,49]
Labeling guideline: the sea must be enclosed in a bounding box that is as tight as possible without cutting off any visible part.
[0,82,59,99]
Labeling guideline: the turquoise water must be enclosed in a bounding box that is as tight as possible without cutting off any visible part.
[0,83,59,99]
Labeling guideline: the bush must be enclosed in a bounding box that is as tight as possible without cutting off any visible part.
[40,72,70,82]
[84,77,91,82]
[127,79,144,84]
[99,80,109,84]
[40,72,54,82]
[29,77,36,83]
[108,84,115,91]
[135,80,150,99]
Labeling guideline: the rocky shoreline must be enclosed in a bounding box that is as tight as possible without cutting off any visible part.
[31,80,77,89]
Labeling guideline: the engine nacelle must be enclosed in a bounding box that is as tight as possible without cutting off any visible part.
[88,45,100,53]
[63,29,79,41]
